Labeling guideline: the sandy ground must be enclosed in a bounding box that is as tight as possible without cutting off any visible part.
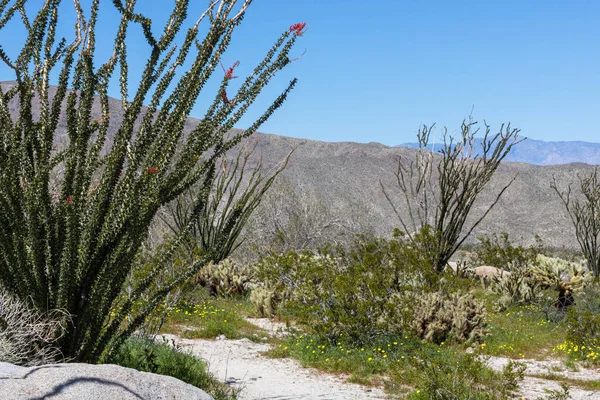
[164,318,600,400]
[485,356,600,399]
[163,334,388,400]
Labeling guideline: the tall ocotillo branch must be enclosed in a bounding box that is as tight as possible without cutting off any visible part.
[0,0,306,362]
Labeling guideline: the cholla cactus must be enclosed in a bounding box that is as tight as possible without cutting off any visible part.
[196,259,253,297]
[410,291,488,343]
[250,286,282,318]
[0,1,303,362]
[532,255,589,309]
[489,262,542,310]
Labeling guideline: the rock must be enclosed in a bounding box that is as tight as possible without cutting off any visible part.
[0,361,26,374]
[446,261,458,272]
[215,334,227,340]
[474,265,510,279]
[0,362,213,400]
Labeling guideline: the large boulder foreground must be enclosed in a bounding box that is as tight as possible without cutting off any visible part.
[0,362,213,400]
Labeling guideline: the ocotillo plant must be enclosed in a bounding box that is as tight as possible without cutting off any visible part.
[551,168,600,277]
[0,0,305,362]
[382,119,521,273]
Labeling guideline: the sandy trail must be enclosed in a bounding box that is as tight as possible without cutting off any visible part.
[164,317,600,400]
[485,356,600,399]
[163,334,388,400]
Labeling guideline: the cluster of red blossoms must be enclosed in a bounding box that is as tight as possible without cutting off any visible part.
[146,167,159,174]
[290,22,307,36]
[222,61,240,105]
[224,61,240,80]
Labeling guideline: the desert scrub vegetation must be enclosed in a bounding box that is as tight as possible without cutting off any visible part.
[552,283,600,365]
[472,232,543,270]
[0,0,304,362]
[250,229,487,345]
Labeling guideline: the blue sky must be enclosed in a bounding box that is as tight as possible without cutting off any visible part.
[1,0,599,145]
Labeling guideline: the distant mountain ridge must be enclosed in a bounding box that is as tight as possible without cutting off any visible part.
[401,138,600,166]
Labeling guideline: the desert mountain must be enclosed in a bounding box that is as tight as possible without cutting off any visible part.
[1,81,591,250]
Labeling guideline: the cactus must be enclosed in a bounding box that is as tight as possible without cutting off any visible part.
[531,255,590,309]
[489,262,542,310]
[249,286,287,318]
[196,259,253,297]
[410,291,488,343]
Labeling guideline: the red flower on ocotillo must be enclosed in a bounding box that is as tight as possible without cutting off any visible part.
[290,22,307,36]
[224,61,240,80]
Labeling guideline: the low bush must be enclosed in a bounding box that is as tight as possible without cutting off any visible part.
[405,347,525,399]
[532,255,590,310]
[108,336,237,400]
[487,264,543,311]
[473,232,542,271]
[558,283,600,363]
[252,229,485,345]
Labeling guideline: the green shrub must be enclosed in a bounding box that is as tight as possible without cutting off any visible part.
[565,283,600,357]
[473,232,542,271]
[252,236,410,343]
[251,229,477,345]
[108,336,237,400]
[409,291,488,344]
[406,348,524,399]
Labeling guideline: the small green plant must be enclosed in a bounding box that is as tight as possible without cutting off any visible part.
[108,336,237,400]
[406,348,524,399]
[541,383,572,400]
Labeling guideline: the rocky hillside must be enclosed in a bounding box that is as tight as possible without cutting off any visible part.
[2,81,592,249]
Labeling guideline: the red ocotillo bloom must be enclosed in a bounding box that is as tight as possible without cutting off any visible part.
[224,61,240,80]
[290,22,307,36]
